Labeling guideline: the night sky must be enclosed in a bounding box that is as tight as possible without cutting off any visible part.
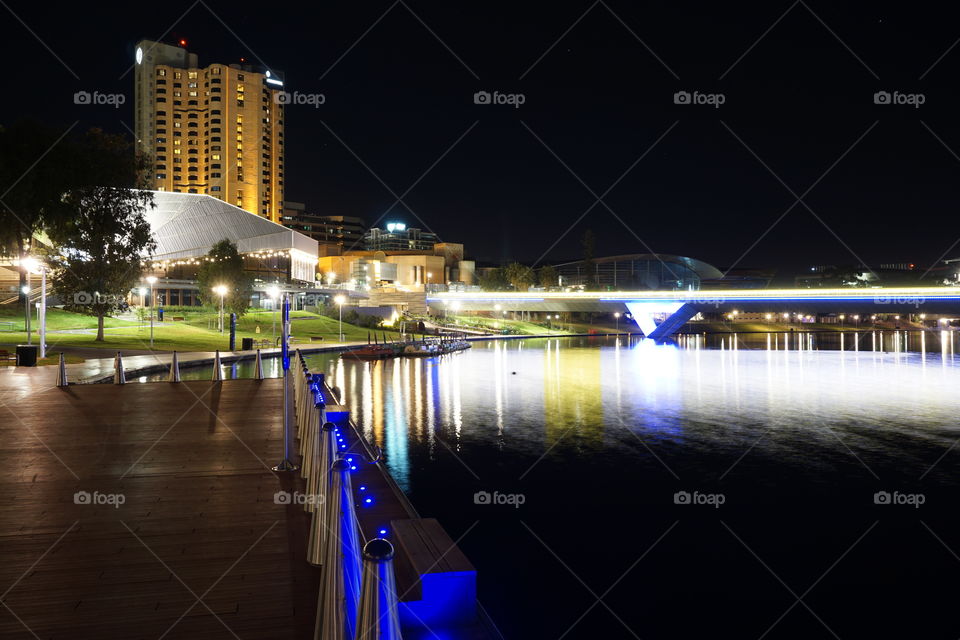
[3,1,960,271]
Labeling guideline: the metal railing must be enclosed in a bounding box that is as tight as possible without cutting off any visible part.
[292,351,404,640]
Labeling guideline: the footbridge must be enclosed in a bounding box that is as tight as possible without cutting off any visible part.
[428,287,960,340]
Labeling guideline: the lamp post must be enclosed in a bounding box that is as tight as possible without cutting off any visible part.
[335,294,346,342]
[614,312,620,334]
[21,258,45,358]
[214,285,228,333]
[146,276,157,348]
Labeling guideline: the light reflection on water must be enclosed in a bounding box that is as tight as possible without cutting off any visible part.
[140,331,960,488]
[299,332,960,490]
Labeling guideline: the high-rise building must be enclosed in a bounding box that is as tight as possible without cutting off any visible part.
[133,39,285,221]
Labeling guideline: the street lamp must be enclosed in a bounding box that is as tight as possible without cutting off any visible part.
[21,257,46,358]
[146,276,157,348]
[614,311,620,333]
[214,285,228,333]
[334,294,346,342]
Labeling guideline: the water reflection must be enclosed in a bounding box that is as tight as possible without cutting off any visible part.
[140,331,960,488]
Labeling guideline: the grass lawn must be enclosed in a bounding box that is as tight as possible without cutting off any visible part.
[0,307,401,352]
[0,306,137,331]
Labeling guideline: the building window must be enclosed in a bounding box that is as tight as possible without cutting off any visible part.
[157,69,166,76]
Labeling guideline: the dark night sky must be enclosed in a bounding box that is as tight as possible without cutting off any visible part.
[3,1,960,272]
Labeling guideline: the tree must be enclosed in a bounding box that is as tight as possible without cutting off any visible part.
[538,264,558,288]
[478,267,508,291]
[504,262,535,291]
[47,187,156,341]
[0,122,145,308]
[195,240,254,317]
[581,229,597,289]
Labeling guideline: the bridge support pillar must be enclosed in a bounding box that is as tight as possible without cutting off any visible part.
[625,301,698,341]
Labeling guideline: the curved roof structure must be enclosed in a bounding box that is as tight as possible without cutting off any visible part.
[554,253,723,280]
[142,191,317,262]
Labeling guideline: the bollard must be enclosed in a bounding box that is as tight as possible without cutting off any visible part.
[354,539,403,640]
[254,349,264,380]
[314,459,362,640]
[212,350,223,381]
[113,352,126,385]
[168,351,181,383]
[56,353,68,387]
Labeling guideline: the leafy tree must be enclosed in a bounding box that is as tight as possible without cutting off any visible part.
[539,264,558,288]
[478,267,508,291]
[504,262,535,291]
[46,187,156,341]
[0,122,145,307]
[196,240,254,317]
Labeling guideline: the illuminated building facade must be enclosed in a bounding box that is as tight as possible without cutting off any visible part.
[280,201,366,249]
[133,39,285,221]
[364,222,439,252]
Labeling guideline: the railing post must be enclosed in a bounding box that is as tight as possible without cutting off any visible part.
[315,459,362,640]
[354,539,403,640]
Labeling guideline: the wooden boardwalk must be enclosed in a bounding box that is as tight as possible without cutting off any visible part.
[0,379,318,640]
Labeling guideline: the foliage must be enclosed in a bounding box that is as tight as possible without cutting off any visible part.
[46,187,156,341]
[503,262,535,291]
[0,123,145,304]
[195,240,254,317]
[478,267,508,291]
[539,264,558,288]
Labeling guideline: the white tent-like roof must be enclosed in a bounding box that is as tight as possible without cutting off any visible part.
[141,191,318,282]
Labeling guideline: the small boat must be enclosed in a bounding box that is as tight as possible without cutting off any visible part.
[343,344,400,360]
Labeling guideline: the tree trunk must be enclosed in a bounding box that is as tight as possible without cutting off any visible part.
[96,314,105,342]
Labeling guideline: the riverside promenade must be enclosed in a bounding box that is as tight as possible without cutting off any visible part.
[0,376,318,639]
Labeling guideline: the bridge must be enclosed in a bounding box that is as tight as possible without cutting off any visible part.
[428,287,960,340]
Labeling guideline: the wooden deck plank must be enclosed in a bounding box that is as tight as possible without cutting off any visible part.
[0,379,319,640]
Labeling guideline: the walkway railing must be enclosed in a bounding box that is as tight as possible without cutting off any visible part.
[292,350,404,640]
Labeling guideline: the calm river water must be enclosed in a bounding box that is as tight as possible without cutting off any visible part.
[145,331,960,638]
